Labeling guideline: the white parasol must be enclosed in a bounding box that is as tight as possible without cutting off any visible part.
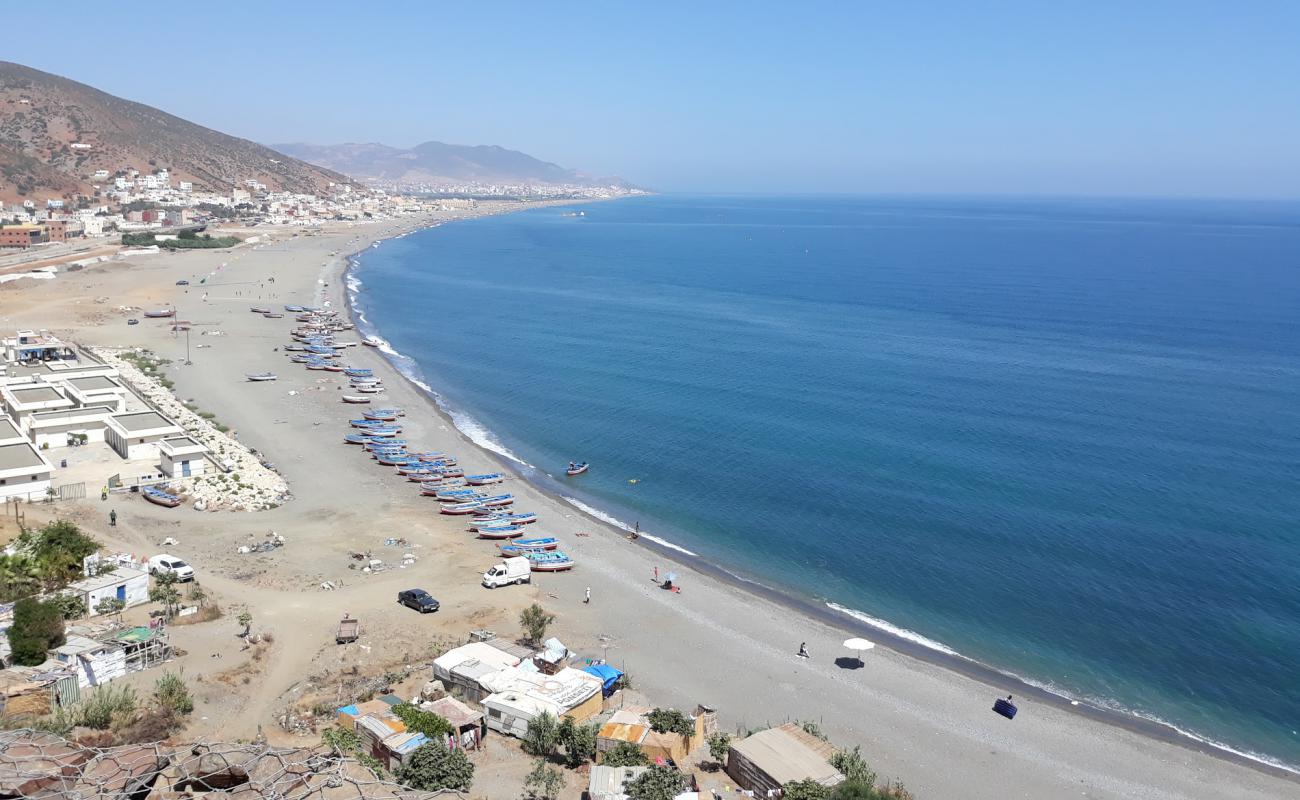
[843,637,875,665]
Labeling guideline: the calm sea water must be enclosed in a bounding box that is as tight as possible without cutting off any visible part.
[351,195,1300,767]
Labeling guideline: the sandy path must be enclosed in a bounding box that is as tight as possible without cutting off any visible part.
[3,211,1295,799]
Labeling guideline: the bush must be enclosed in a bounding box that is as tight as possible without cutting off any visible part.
[78,684,138,730]
[707,731,731,768]
[784,779,832,800]
[391,703,453,738]
[646,707,693,738]
[523,758,566,799]
[601,740,649,768]
[50,593,86,620]
[154,672,194,715]
[623,764,685,800]
[519,603,555,646]
[557,716,598,767]
[6,597,66,666]
[830,746,876,786]
[395,739,474,792]
[523,711,559,757]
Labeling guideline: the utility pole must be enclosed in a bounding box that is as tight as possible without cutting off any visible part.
[185,327,192,365]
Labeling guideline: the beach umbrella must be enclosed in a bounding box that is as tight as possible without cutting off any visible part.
[843,637,875,666]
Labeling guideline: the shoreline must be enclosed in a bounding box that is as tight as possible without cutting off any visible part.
[339,202,1299,782]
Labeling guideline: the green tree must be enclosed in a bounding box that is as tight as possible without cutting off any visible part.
[187,582,208,608]
[6,597,66,665]
[150,572,182,619]
[50,592,86,620]
[94,596,126,624]
[707,731,731,769]
[321,725,363,755]
[783,779,832,800]
[646,707,694,738]
[524,710,559,757]
[519,603,555,646]
[828,779,912,800]
[391,703,453,738]
[523,757,566,799]
[830,746,876,787]
[623,764,685,800]
[557,716,598,767]
[0,554,41,602]
[601,740,649,768]
[154,671,194,715]
[395,739,474,792]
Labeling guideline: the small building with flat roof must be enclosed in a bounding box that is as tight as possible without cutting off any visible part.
[157,436,208,478]
[63,568,149,617]
[104,411,183,461]
[59,376,127,412]
[2,330,77,366]
[726,723,844,796]
[0,416,23,446]
[0,441,53,501]
[26,405,117,449]
[1,385,73,431]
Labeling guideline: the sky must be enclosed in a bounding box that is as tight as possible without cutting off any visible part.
[5,1,1300,196]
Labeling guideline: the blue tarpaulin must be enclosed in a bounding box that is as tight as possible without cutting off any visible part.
[583,664,624,696]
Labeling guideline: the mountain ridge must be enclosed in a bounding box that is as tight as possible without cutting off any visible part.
[273,140,632,189]
[0,61,355,203]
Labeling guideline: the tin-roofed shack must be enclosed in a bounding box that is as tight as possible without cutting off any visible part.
[726,723,844,795]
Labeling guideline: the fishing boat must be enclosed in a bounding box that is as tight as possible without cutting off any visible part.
[263,312,285,319]
[142,485,182,508]
[355,385,382,394]
[428,467,465,478]
[363,439,406,450]
[524,551,575,572]
[435,489,484,501]
[472,512,538,527]
[565,462,589,476]
[499,537,559,554]
[465,473,505,486]
[250,306,271,314]
[289,355,312,363]
[143,308,175,319]
[476,526,525,540]
[480,494,515,507]
[376,453,415,467]
[349,418,387,428]
[362,408,400,421]
[344,433,375,444]
[341,395,371,404]
[344,368,373,377]
[363,337,383,347]
[441,500,487,515]
[364,427,401,439]
[322,364,345,372]
[245,372,278,382]
[305,362,330,370]
[285,305,306,312]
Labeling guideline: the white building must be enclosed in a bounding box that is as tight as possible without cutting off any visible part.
[1,385,74,432]
[0,416,23,446]
[0,440,53,501]
[479,666,604,737]
[104,411,184,461]
[64,567,149,617]
[158,436,208,478]
[59,376,128,412]
[26,405,116,449]
[50,635,126,689]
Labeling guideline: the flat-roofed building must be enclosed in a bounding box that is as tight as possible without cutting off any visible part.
[2,330,77,365]
[27,404,117,449]
[104,411,183,461]
[60,376,128,412]
[1,384,73,432]
[158,436,208,478]
[0,416,24,446]
[0,440,54,501]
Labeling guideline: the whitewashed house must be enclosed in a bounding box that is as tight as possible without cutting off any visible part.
[105,411,183,461]
[0,440,54,501]
[158,436,208,478]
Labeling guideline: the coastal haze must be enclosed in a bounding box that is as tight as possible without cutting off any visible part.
[2,3,1299,800]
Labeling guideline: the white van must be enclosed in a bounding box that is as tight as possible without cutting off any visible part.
[482,557,530,588]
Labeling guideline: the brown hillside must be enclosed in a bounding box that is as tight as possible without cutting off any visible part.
[0,61,356,204]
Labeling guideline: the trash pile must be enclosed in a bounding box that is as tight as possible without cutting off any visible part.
[238,531,286,554]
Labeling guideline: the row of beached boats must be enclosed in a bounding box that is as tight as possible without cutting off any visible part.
[275,308,384,402]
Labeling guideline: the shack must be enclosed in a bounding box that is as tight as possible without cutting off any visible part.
[587,765,648,800]
[726,723,844,795]
[49,635,126,689]
[431,641,522,702]
[596,706,707,765]
[64,568,149,617]
[425,695,485,750]
[480,665,603,737]
[379,731,428,772]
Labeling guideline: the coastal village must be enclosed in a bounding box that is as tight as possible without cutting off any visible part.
[0,230,905,800]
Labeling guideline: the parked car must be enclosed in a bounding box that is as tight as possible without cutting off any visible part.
[148,554,195,582]
[398,588,439,613]
[127,319,139,325]
[176,279,190,286]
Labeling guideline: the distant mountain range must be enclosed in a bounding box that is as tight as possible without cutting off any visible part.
[273,141,632,190]
[0,61,353,203]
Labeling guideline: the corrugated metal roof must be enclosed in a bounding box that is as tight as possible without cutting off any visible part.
[731,724,843,787]
[588,765,647,799]
[597,722,649,745]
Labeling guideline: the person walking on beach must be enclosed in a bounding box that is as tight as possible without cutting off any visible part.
[109,509,117,527]
[653,565,659,583]
[585,587,591,604]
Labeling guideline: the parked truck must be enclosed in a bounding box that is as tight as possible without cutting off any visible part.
[482,556,530,588]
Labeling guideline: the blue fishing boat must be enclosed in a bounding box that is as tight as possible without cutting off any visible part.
[480,494,515,507]
[441,500,487,515]
[363,408,401,421]
[465,473,505,486]
[470,512,537,529]
[477,525,525,540]
[435,489,484,501]
[524,551,575,572]
[284,304,306,312]
[142,485,182,508]
[499,538,559,555]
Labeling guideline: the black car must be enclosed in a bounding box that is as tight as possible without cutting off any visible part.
[398,589,440,613]
[176,279,190,285]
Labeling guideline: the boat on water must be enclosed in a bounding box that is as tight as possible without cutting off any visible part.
[441,500,487,515]
[246,372,278,382]
[341,395,371,404]
[362,337,383,347]
[525,551,575,572]
[143,309,175,318]
[363,408,399,421]
[465,473,505,486]
[250,306,271,314]
[565,461,589,476]
[142,485,182,508]
[499,537,559,554]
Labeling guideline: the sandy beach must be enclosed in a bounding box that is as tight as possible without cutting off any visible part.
[3,204,1296,800]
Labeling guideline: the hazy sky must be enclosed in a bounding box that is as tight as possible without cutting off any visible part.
[6,1,1299,196]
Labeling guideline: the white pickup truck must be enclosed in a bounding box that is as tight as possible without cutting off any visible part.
[147,554,195,582]
[482,556,530,589]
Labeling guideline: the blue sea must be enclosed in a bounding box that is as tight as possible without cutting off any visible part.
[350,195,1300,769]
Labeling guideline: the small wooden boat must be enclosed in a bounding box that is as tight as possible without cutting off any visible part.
[323,364,345,372]
[284,344,307,352]
[143,308,175,318]
[363,337,383,347]
[341,395,371,404]
[246,372,278,382]
[472,512,538,527]
[480,494,515,507]
[477,526,525,540]
[499,538,559,554]
[344,368,373,377]
[465,473,505,486]
[250,306,271,314]
[525,551,575,572]
[285,305,306,312]
[263,312,285,319]
[435,488,484,501]
[344,433,374,444]
[363,427,401,438]
[363,438,406,449]
[441,500,487,515]
[350,418,387,428]
[290,355,312,363]
[305,362,330,370]
[376,453,415,466]
[565,462,589,476]
[142,485,182,508]
[363,409,399,421]
[355,385,382,394]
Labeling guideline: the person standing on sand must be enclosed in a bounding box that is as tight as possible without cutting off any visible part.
[585,587,591,604]
[109,509,117,527]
